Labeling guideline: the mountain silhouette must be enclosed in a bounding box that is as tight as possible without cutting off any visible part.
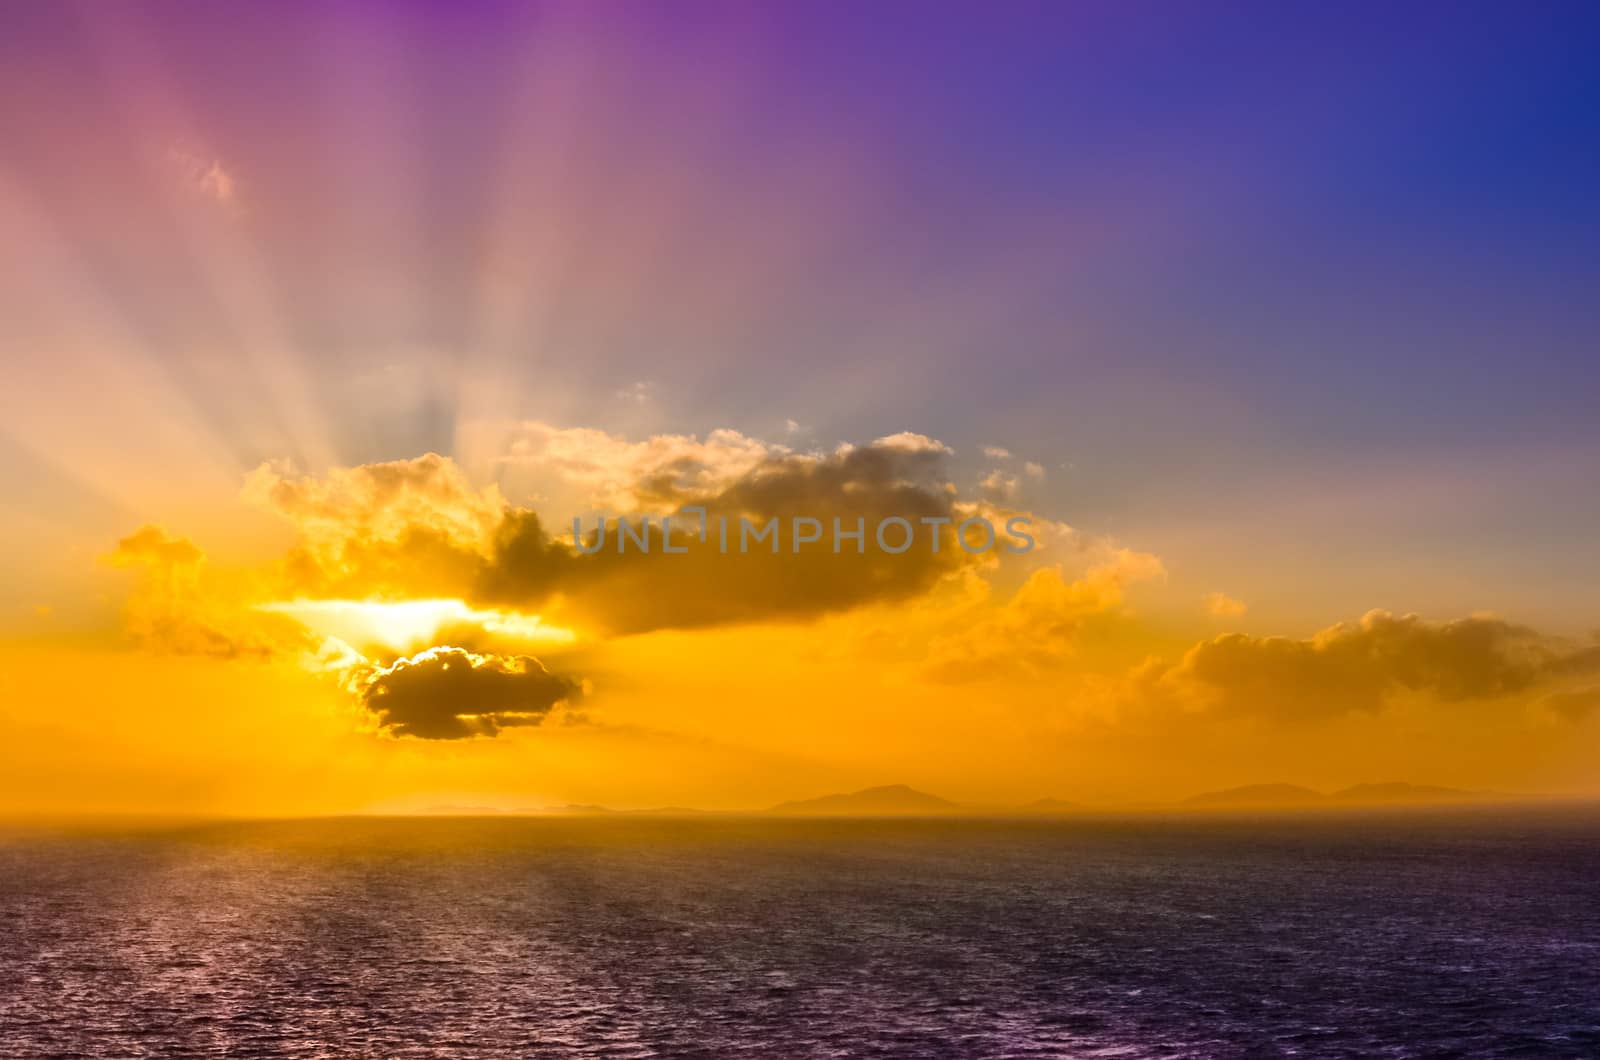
[768,784,962,816]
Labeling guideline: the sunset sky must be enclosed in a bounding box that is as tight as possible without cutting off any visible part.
[3,2,1599,814]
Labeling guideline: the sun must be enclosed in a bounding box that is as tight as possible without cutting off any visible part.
[257,598,577,656]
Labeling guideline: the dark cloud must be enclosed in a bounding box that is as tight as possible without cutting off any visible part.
[1543,686,1600,722]
[1149,610,1600,719]
[254,440,994,635]
[537,443,974,633]
[474,510,577,603]
[355,648,580,740]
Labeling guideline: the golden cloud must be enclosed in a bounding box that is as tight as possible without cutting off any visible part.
[106,525,312,659]
[242,452,505,599]
[498,421,785,511]
[1204,591,1249,618]
[108,427,1086,739]
[1139,609,1600,720]
[247,434,1017,636]
[921,549,1166,683]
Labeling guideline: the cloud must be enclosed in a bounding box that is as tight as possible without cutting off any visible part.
[196,162,235,203]
[1142,610,1600,720]
[499,422,785,512]
[871,431,952,455]
[245,452,504,545]
[976,448,1046,483]
[615,380,653,405]
[105,523,588,740]
[111,427,1103,745]
[1543,687,1600,722]
[167,148,236,204]
[243,453,506,599]
[108,525,205,569]
[105,525,311,659]
[979,469,1019,502]
[544,440,978,632]
[1204,591,1249,618]
[350,647,580,739]
[250,432,1013,636]
[922,549,1166,683]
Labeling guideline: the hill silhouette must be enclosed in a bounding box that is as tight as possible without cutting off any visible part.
[768,784,963,816]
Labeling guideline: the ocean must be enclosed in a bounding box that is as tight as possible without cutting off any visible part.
[2,811,1597,1058]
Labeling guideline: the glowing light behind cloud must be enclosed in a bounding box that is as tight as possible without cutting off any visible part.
[258,598,576,656]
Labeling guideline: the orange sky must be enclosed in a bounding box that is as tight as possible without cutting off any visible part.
[2,431,1597,815]
[3,4,1599,815]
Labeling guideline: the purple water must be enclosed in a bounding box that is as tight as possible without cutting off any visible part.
[2,811,1597,1057]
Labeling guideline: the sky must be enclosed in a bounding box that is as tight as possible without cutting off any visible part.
[2,1,1599,814]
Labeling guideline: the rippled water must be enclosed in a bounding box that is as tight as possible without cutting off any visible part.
[2,812,1598,1058]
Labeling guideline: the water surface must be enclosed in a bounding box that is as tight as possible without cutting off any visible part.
[2,811,1598,1057]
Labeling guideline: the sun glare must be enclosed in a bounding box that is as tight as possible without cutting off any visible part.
[257,599,577,654]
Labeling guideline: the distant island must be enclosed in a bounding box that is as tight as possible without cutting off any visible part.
[766,786,1093,817]
[407,780,1548,818]
[769,784,964,816]
[761,781,1522,815]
